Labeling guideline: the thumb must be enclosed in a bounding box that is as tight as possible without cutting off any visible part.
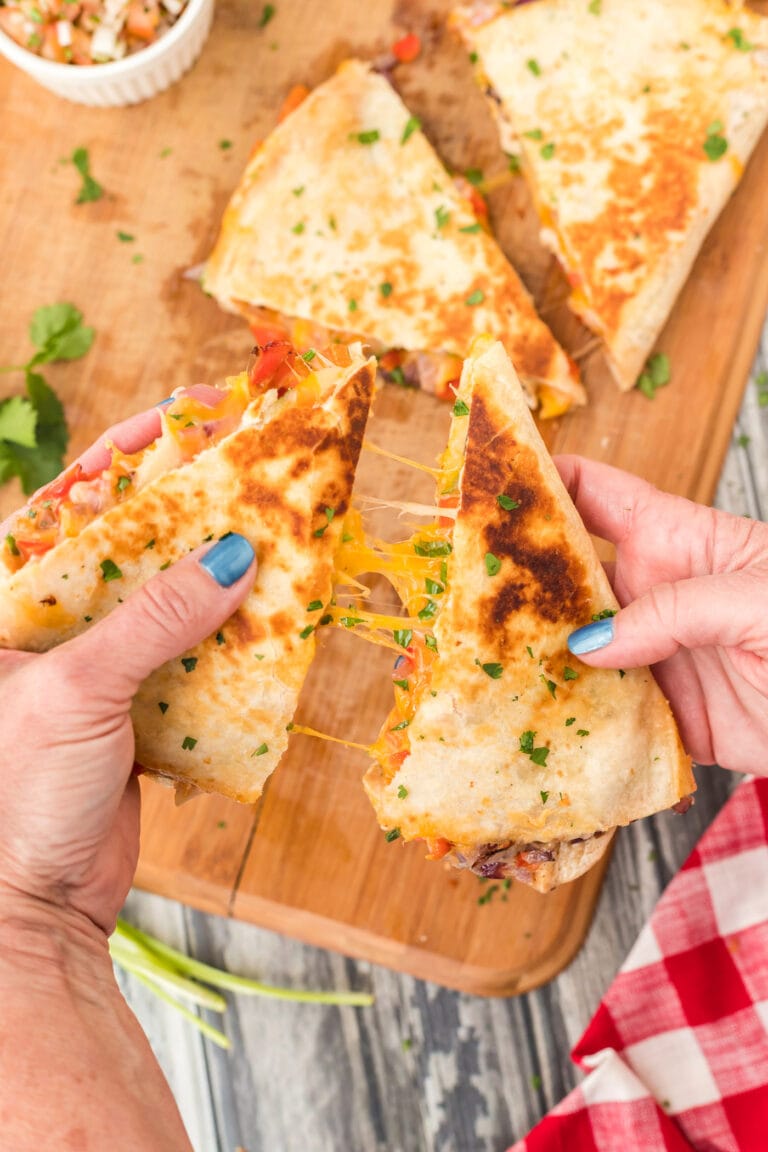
[567,569,768,669]
[63,533,256,701]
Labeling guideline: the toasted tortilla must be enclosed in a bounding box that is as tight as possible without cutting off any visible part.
[454,0,768,389]
[204,58,584,415]
[0,352,375,803]
[365,341,694,891]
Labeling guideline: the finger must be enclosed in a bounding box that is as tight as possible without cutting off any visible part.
[567,569,768,670]
[62,533,256,703]
[76,386,224,474]
[555,455,672,545]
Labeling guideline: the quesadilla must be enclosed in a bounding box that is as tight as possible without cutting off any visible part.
[453,0,768,390]
[203,58,584,418]
[362,339,694,891]
[0,342,375,802]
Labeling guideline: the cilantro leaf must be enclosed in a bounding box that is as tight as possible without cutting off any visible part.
[29,303,94,365]
[71,148,104,204]
[0,396,37,447]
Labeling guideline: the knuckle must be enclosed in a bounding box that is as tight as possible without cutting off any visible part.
[136,573,199,638]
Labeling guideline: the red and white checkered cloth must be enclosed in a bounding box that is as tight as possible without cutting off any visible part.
[509,777,768,1152]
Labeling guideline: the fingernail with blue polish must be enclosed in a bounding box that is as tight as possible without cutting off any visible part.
[567,617,615,656]
[156,397,174,407]
[200,534,255,588]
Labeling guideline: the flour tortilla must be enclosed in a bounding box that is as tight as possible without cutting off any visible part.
[454,0,768,389]
[365,341,693,890]
[204,58,583,412]
[0,354,375,803]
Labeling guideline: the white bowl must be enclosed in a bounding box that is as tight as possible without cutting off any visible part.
[0,0,214,106]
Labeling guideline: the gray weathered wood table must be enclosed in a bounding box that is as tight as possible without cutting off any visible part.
[119,327,768,1152]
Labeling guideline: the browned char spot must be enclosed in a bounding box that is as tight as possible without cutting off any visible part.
[463,394,591,631]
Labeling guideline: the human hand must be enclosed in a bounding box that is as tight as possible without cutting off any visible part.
[0,401,256,936]
[557,456,768,774]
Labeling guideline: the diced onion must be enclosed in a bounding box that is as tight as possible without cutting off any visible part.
[56,20,73,46]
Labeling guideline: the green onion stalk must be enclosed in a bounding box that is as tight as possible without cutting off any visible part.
[110,918,374,1049]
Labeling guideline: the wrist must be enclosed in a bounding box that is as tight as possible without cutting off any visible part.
[0,886,111,996]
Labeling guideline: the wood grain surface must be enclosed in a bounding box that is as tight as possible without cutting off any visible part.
[2,0,768,997]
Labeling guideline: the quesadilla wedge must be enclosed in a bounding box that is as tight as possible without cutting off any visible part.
[453,0,768,390]
[203,58,584,418]
[362,339,694,891]
[0,342,375,802]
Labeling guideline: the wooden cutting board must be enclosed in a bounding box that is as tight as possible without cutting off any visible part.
[2,0,768,996]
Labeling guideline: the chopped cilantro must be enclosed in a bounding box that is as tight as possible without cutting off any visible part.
[563,666,578,681]
[737,433,750,448]
[452,398,469,416]
[527,58,541,76]
[418,600,438,621]
[435,205,451,230]
[353,130,380,145]
[565,717,576,727]
[319,613,333,626]
[216,631,225,645]
[519,730,535,754]
[385,828,401,842]
[530,747,549,767]
[306,600,323,611]
[394,629,413,648]
[131,255,144,265]
[71,147,103,204]
[576,729,590,737]
[414,539,452,557]
[181,657,198,673]
[507,152,522,174]
[540,675,557,698]
[425,579,444,595]
[145,539,156,550]
[159,560,171,570]
[484,552,501,577]
[84,615,92,622]
[292,185,305,196]
[116,475,131,492]
[328,215,337,231]
[477,660,503,679]
[397,784,408,799]
[339,616,364,628]
[100,558,122,582]
[637,352,671,397]
[465,289,485,306]
[219,139,233,150]
[117,231,135,243]
[401,115,421,145]
[619,669,626,678]
[301,349,316,362]
[540,790,549,804]
[591,608,616,621]
[390,719,410,731]
[497,494,520,511]
[424,634,438,652]
[469,50,478,63]
[540,142,556,160]
[291,222,305,234]
[258,3,275,28]
[727,27,753,51]
[182,736,197,751]
[379,282,393,298]
[523,128,543,141]
[253,743,269,756]
[348,298,358,312]
[526,645,534,659]
[464,167,484,185]
[393,678,409,690]
[299,624,315,639]
[5,533,19,556]
[459,222,482,234]
[703,125,728,162]
[158,701,169,714]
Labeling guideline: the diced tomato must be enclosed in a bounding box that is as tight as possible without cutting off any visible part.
[247,341,293,389]
[125,0,160,40]
[13,538,57,563]
[426,837,452,861]
[392,32,421,63]
[38,462,98,506]
[278,84,310,123]
[379,349,405,374]
[389,749,409,770]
